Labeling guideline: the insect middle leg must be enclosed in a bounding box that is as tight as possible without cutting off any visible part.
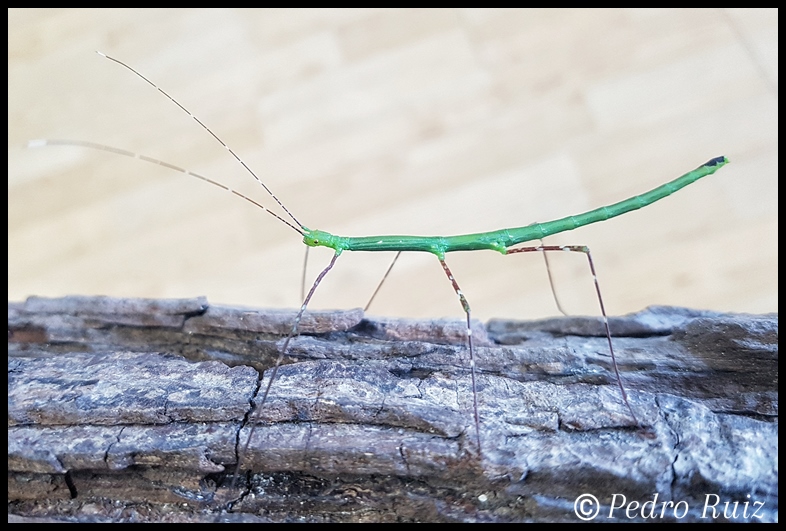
[363,251,403,312]
[437,258,483,455]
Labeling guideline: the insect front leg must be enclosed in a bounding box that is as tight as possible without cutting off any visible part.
[224,251,341,509]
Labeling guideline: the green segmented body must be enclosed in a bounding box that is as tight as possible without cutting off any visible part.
[303,156,728,257]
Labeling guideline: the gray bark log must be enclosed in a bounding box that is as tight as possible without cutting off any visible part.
[8,296,778,522]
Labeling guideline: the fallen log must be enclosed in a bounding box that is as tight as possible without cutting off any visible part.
[8,296,778,522]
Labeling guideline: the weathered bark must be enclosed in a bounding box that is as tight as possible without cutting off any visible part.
[8,296,778,522]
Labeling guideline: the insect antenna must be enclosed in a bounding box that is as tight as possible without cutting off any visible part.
[27,139,304,236]
[96,51,304,230]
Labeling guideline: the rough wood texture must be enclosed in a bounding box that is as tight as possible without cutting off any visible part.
[8,296,778,522]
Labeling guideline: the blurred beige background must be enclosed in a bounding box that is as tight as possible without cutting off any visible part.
[8,9,777,322]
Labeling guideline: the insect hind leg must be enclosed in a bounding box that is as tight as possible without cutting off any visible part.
[539,238,569,316]
[506,244,643,429]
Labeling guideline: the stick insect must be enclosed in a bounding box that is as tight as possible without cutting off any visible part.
[31,52,728,500]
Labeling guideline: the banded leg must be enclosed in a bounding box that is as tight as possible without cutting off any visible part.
[438,259,482,454]
[229,251,341,493]
[506,244,641,427]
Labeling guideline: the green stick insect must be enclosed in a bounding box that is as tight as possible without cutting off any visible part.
[32,52,728,494]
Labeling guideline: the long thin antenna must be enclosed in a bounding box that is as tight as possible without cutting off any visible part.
[96,51,304,229]
[27,139,304,236]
